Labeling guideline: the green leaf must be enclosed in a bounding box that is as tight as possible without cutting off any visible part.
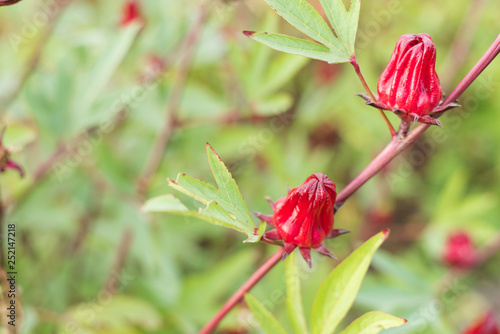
[284,252,309,334]
[311,230,390,334]
[143,194,265,243]
[244,31,347,63]
[142,194,189,213]
[338,311,407,334]
[165,143,261,243]
[74,22,142,132]
[319,0,360,56]
[263,0,350,60]
[245,294,289,334]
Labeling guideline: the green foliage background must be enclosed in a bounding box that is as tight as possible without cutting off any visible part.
[0,0,499,333]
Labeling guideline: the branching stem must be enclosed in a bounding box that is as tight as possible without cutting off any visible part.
[200,33,500,334]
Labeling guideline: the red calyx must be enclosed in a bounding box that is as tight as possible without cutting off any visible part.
[462,311,500,334]
[358,33,458,127]
[443,230,477,269]
[254,173,349,268]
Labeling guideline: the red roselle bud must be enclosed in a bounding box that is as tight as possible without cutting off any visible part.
[120,1,142,26]
[443,230,477,269]
[359,34,458,127]
[253,173,349,268]
[463,311,500,334]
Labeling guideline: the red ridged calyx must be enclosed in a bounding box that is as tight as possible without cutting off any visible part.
[253,173,349,268]
[359,33,458,127]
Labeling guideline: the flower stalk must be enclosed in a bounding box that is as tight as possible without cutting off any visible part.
[350,57,397,137]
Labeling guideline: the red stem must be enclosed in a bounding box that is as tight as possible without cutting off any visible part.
[199,247,285,334]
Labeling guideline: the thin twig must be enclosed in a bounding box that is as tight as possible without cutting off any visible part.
[199,247,285,334]
[137,8,208,197]
[103,228,133,295]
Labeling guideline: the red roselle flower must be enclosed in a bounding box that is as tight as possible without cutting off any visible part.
[120,1,142,26]
[360,33,458,127]
[443,230,477,269]
[253,173,349,268]
[0,127,24,177]
[463,311,500,334]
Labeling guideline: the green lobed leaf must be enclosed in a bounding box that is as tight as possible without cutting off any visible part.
[263,0,350,61]
[245,294,289,334]
[319,0,360,56]
[338,311,407,334]
[143,195,265,243]
[165,143,261,243]
[244,31,347,64]
[311,230,390,334]
[284,252,309,334]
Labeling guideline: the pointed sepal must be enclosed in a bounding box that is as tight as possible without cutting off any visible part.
[252,212,275,225]
[327,228,351,239]
[263,229,281,241]
[299,247,312,268]
[314,243,337,260]
[282,243,297,261]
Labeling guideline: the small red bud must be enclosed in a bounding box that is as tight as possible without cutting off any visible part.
[120,1,142,26]
[462,311,500,334]
[443,230,476,269]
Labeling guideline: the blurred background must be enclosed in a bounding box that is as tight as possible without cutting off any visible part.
[0,0,499,333]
